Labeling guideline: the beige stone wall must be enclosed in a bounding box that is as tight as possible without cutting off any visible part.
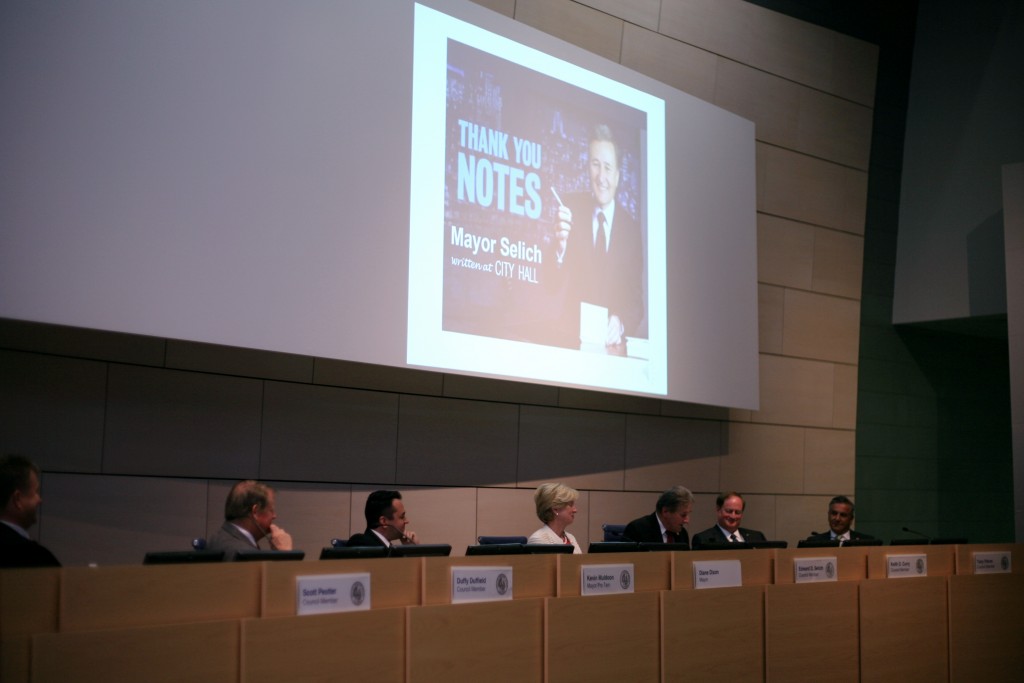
[0,0,875,565]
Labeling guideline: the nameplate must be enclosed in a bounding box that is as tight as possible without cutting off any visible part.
[296,573,370,615]
[693,559,742,589]
[581,563,634,595]
[973,551,1012,574]
[886,553,928,578]
[451,566,513,603]
[793,556,838,583]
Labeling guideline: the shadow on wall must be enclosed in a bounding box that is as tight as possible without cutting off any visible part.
[966,209,1006,316]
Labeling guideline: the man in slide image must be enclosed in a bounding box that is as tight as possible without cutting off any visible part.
[551,123,643,351]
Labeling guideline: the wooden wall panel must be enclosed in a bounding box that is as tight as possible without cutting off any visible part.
[621,24,717,102]
[515,0,624,63]
[662,586,765,680]
[758,143,869,234]
[408,599,544,683]
[242,609,405,683]
[753,355,837,428]
[546,592,660,682]
[60,564,260,632]
[803,428,856,495]
[948,574,1024,682]
[32,620,239,683]
[577,0,661,31]
[722,422,805,494]
[782,290,861,364]
[765,582,859,682]
[860,577,949,682]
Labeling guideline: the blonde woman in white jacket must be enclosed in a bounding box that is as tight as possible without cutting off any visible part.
[527,482,582,554]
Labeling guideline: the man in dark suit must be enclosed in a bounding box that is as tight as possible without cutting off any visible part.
[207,480,293,561]
[623,485,693,547]
[346,490,418,548]
[691,492,766,548]
[0,454,61,568]
[550,124,644,350]
[805,495,874,544]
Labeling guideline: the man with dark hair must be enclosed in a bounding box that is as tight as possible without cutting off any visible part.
[0,454,61,568]
[623,485,692,547]
[806,495,874,543]
[691,491,766,548]
[346,490,418,548]
[206,480,293,560]
[550,123,644,350]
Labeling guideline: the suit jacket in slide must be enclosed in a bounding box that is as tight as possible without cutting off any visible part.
[547,193,644,348]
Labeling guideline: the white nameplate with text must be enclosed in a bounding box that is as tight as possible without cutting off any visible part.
[451,566,513,603]
[581,563,635,595]
[296,573,370,615]
[886,553,928,578]
[973,551,1012,574]
[693,559,742,589]
[793,556,838,583]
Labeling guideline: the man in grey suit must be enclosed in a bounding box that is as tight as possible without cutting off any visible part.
[207,480,293,560]
[691,492,766,548]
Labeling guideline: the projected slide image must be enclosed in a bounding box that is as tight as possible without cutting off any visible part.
[409,2,667,395]
[444,40,647,353]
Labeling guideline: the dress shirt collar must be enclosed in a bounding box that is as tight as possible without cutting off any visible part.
[229,522,259,548]
[1,520,30,539]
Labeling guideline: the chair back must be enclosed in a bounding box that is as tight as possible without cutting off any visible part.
[477,535,528,545]
[602,524,627,542]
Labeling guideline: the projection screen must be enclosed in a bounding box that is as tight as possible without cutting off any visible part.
[0,0,758,409]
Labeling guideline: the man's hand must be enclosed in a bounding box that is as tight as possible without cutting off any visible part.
[399,529,419,545]
[605,314,625,347]
[555,204,573,257]
[268,524,293,551]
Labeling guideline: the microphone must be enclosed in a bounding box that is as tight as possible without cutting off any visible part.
[902,526,931,541]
